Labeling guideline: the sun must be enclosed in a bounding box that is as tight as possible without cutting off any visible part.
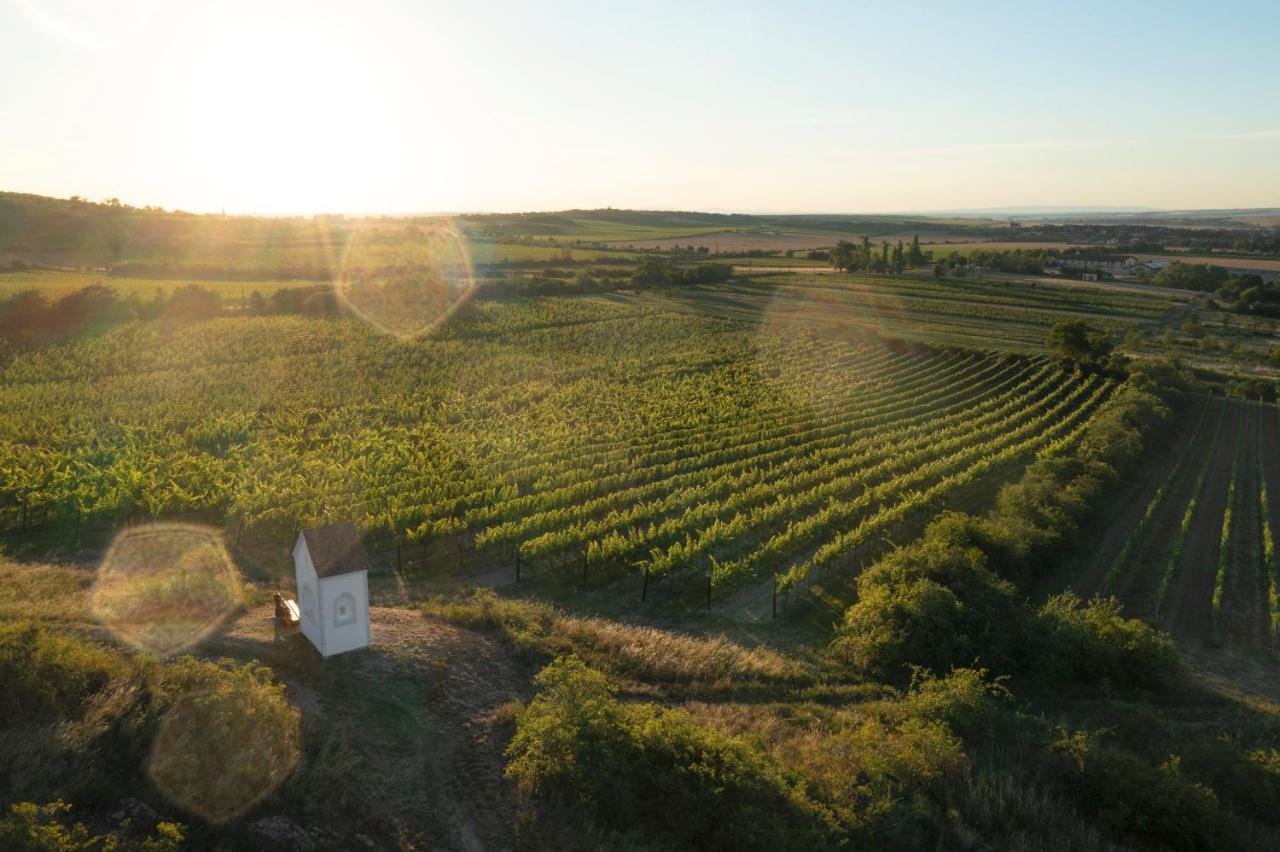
[178,17,407,214]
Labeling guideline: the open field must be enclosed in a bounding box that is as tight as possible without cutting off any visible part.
[1136,252,1280,273]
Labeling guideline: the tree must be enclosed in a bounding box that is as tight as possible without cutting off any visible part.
[829,240,857,272]
[909,234,924,267]
[1048,320,1115,371]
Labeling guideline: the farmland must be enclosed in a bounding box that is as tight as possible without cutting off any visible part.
[0,297,1113,617]
[1077,395,1280,647]
[622,271,1190,352]
[6,201,1280,850]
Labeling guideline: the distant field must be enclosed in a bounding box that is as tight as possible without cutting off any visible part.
[466,241,636,264]
[923,241,1080,254]
[0,269,317,301]
[609,229,980,252]
[470,213,734,244]
[920,243,1280,273]
[609,230,842,251]
[1137,252,1280,272]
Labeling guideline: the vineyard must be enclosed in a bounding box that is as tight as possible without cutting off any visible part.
[1079,394,1280,647]
[0,295,1120,613]
[624,271,1191,353]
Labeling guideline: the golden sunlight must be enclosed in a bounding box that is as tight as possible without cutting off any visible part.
[177,17,409,213]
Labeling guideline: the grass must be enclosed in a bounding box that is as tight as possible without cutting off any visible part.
[0,560,93,624]
[422,589,809,686]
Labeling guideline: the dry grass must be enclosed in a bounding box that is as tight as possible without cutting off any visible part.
[423,589,810,685]
[0,561,93,625]
[556,615,804,684]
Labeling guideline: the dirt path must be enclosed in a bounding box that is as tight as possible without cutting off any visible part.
[206,605,528,851]
[1163,402,1243,642]
[1073,397,1209,602]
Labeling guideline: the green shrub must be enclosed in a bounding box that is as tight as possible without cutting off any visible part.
[504,655,630,805]
[147,659,300,824]
[835,715,966,837]
[0,802,102,852]
[902,667,1010,746]
[1180,738,1280,826]
[1043,729,1224,850]
[0,624,297,827]
[506,655,832,850]
[0,801,184,852]
[1035,593,1180,691]
[0,624,128,727]
[832,579,967,681]
[832,530,1026,682]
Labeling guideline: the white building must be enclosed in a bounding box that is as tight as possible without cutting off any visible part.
[1057,252,1140,275]
[293,522,372,657]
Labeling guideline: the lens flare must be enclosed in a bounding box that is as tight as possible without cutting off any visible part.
[336,219,476,338]
[149,682,301,823]
[751,277,888,422]
[92,524,242,657]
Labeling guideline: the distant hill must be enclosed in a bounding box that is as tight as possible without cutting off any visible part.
[2,190,1276,275]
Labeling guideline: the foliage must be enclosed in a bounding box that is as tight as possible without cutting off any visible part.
[506,656,832,850]
[831,375,1176,687]
[0,623,127,727]
[1042,729,1223,850]
[0,801,184,852]
[1047,319,1117,371]
[1035,593,1179,691]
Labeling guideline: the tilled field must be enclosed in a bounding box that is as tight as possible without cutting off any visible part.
[1081,395,1280,648]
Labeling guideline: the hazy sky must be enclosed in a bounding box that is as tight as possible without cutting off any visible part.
[3,0,1278,214]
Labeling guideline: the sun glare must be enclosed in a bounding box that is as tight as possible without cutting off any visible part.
[179,19,408,213]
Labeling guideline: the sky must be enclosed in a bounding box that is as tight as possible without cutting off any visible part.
[2,0,1278,215]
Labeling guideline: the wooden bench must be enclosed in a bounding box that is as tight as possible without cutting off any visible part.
[273,591,300,629]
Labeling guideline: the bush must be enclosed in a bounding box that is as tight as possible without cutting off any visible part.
[0,801,184,852]
[832,579,967,681]
[830,716,966,840]
[506,656,832,850]
[902,667,1010,746]
[0,625,298,825]
[1035,594,1180,691]
[1043,729,1223,850]
[831,527,1026,683]
[0,623,127,727]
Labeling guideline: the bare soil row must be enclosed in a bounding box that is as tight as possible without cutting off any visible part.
[1095,397,1280,649]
